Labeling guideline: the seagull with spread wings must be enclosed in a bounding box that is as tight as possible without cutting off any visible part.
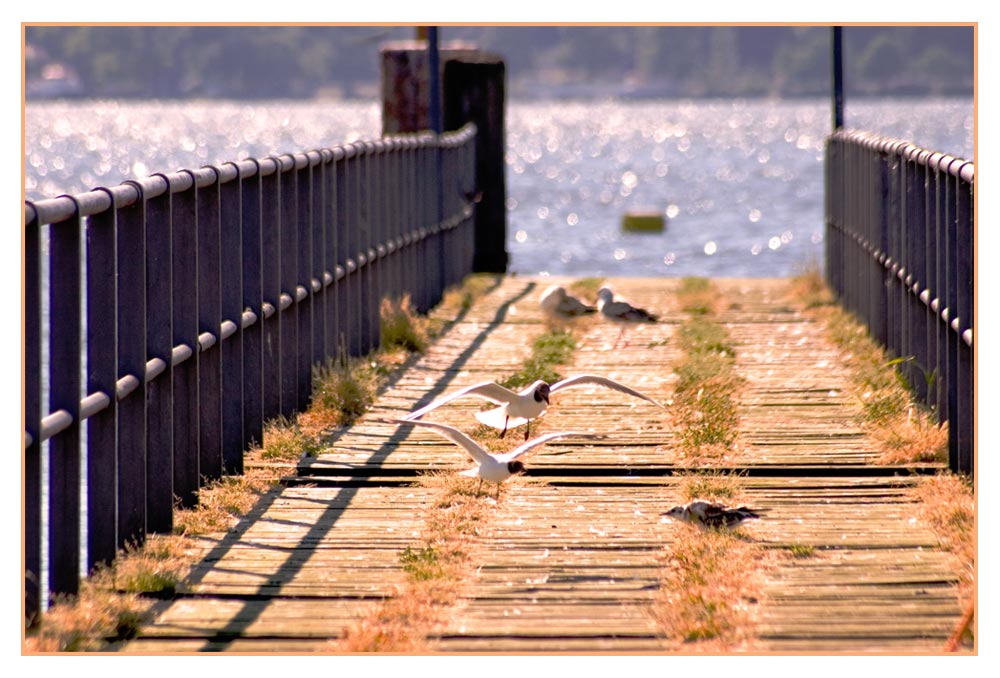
[392,418,596,497]
[403,374,667,439]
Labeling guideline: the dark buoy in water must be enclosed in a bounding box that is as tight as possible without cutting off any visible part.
[621,209,666,233]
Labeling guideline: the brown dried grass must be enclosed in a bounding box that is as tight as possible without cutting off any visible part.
[654,526,770,650]
[336,473,498,652]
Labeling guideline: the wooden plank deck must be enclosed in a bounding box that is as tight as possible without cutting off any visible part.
[122,277,961,654]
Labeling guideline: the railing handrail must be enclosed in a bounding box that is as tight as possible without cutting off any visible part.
[24,125,476,225]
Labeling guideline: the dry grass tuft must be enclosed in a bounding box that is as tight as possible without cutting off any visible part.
[788,265,835,309]
[336,472,498,652]
[910,472,976,649]
[910,473,975,591]
[654,527,769,649]
[381,294,429,353]
[676,276,722,315]
[567,276,606,301]
[676,471,748,504]
[173,467,278,536]
[871,409,948,464]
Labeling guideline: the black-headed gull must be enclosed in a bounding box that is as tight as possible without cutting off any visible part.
[392,418,595,497]
[596,286,659,348]
[661,500,763,530]
[404,374,667,439]
[539,284,596,323]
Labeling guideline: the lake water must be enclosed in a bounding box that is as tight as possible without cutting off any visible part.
[25,96,974,280]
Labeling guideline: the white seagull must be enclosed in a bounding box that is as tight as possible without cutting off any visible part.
[661,500,763,530]
[539,285,596,324]
[392,418,595,497]
[404,374,667,439]
[596,286,659,348]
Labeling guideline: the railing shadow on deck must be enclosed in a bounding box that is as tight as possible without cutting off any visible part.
[23,123,478,625]
[134,278,534,651]
[825,129,974,478]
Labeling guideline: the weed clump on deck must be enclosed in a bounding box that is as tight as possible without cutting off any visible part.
[381,294,429,353]
[654,527,767,649]
[499,327,576,390]
[337,473,498,652]
[677,276,721,315]
[668,282,744,463]
[310,349,377,429]
[567,276,606,302]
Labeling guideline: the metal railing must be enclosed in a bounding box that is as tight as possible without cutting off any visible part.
[825,129,974,477]
[23,123,478,623]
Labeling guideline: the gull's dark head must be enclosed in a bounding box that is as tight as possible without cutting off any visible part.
[534,382,551,404]
[507,460,526,475]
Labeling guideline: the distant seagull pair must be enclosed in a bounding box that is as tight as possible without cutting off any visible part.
[662,500,764,530]
[538,284,659,348]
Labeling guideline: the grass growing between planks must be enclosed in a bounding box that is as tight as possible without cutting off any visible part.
[667,278,744,465]
[25,275,494,653]
[788,267,947,465]
[909,471,976,648]
[336,473,499,652]
[655,472,771,651]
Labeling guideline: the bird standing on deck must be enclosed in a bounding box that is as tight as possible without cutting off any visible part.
[403,374,667,440]
[391,418,596,498]
[596,286,659,348]
[539,285,597,325]
[661,500,763,530]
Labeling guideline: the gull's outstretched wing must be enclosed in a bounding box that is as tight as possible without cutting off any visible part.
[550,374,666,408]
[391,418,493,466]
[502,431,597,462]
[404,381,521,420]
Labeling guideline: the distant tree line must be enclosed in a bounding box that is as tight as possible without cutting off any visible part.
[24,25,974,100]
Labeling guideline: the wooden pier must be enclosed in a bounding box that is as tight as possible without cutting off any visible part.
[121,277,962,653]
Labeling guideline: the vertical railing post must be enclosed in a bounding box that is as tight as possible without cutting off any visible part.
[197,169,223,483]
[143,175,174,533]
[323,149,341,364]
[24,208,41,626]
[294,153,314,411]
[48,207,82,597]
[241,160,264,450]
[85,195,118,571]
[168,172,198,516]
[260,160,281,422]
[219,163,245,475]
[277,155,299,416]
[307,151,326,371]
[335,147,353,359]
[116,184,148,552]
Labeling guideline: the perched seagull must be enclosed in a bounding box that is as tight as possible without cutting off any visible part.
[596,286,659,348]
[661,500,763,530]
[392,418,595,497]
[404,374,667,439]
[539,285,597,324]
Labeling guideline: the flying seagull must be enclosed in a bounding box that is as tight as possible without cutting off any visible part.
[391,418,595,497]
[661,500,763,530]
[596,286,659,348]
[539,284,596,324]
[404,374,667,439]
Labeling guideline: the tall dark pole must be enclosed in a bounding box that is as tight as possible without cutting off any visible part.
[427,27,446,291]
[427,27,443,135]
[832,26,844,130]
